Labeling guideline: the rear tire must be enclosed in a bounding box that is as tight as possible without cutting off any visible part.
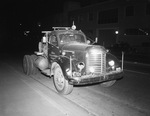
[23,55,38,75]
[30,54,39,74]
[100,80,116,87]
[53,64,73,95]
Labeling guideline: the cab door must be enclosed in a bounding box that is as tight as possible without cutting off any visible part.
[48,34,60,62]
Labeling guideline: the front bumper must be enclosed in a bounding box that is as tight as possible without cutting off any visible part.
[69,71,123,85]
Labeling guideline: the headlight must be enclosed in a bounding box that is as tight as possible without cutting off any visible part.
[108,60,115,66]
[62,51,66,55]
[77,62,85,71]
[89,67,95,73]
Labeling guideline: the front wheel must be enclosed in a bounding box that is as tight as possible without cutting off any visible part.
[53,65,73,95]
[100,80,116,87]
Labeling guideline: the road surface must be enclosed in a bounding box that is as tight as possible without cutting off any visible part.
[0,54,150,116]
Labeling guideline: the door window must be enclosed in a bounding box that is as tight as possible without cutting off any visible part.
[50,35,58,46]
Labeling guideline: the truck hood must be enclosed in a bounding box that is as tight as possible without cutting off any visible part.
[61,42,106,52]
[61,42,91,51]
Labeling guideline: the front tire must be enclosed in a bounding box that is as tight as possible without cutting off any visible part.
[53,65,73,95]
[100,80,116,87]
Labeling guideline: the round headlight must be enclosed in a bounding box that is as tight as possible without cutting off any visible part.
[77,62,85,71]
[108,60,115,66]
[89,67,95,73]
[62,51,66,56]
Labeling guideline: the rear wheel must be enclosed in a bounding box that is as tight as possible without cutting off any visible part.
[23,55,29,75]
[30,54,39,74]
[23,55,38,75]
[100,80,116,87]
[53,65,73,95]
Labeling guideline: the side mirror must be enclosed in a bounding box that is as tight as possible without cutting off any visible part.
[95,37,98,43]
[92,37,98,45]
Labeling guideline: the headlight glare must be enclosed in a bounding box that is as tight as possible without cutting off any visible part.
[89,67,95,73]
[108,60,115,66]
[77,62,85,71]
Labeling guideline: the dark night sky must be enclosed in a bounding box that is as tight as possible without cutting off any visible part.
[0,0,107,35]
[0,0,107,53]
[1,0,106,25]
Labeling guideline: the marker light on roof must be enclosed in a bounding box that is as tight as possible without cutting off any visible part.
[72,24,76,30]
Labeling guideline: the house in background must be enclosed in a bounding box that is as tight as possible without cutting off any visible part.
[51,0,150,53]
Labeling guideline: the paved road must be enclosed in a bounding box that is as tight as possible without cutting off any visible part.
[1,54,150,116]
[0,62,67,116]
[0,62,92,116]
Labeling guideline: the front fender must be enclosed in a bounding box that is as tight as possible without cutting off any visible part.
[106,52,121,68]
[51,56,71,80]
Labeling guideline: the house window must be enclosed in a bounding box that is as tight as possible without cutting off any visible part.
[126,5,134,16]
[146,3,150,15]
[88,12,93,21]
[78,15,84,23]
[98,8,118,24]
[70,16,76,23]
[85,30,93,38]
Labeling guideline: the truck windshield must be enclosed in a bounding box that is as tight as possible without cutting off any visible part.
[59,33,86,44]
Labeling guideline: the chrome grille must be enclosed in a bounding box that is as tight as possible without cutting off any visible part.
[86,51,106,74]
